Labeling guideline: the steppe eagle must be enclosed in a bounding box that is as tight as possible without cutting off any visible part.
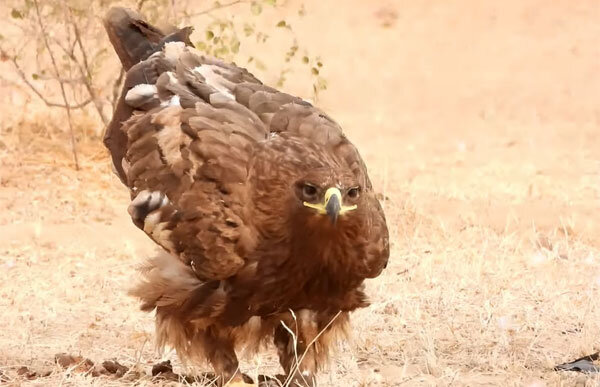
[103,7,389,386]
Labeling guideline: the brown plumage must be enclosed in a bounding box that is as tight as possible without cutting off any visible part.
[103,7,389,387]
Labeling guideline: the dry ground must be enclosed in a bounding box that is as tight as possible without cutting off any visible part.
[1,0,600,386]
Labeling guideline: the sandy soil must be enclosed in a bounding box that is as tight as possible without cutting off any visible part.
[1,0,599,385]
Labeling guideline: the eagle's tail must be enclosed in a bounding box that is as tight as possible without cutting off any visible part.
[102,7,193,182]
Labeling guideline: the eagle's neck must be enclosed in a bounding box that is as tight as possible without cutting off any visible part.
[290,217,365,289]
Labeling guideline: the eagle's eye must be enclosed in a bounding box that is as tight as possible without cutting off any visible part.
[294,182,320,203]
[302,184,318,200]
[347,186,361,199]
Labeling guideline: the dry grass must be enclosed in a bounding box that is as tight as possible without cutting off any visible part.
[1,0,599,386]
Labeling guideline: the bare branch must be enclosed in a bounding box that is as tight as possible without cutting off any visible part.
[0,47,92,109]
[136,0,150,11]
[33,0,79,170]
[36,75,86,84]
[45,12,109,127]
[170,0,178,20]
[68,8,109,125]
[187,0,249,17]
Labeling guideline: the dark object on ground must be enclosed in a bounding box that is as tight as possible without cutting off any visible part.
[16,366,37,380]
[555,352,600,373]
[151,360,251,384]
[102,360,129,377]
[54,353,96,374]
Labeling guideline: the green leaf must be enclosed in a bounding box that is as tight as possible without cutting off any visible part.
[285,43,298,62]
[302,56,309,64]
[243,23,254,37]
[250,1,262,15]
[206,30,215,40]
[276,20,287,28]
[231,39,240,54]
[31,73,39,80]
[317,61,323,67]
[255,58,267,71]
[276,69,290,87]
[195,41,207,51]
[215,45,229,57]
[11,9,23,19]
[311,67,319,75]
[317,76,328,90]
[218,21,229,32]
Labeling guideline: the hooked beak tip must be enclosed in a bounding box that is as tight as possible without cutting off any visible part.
[325,194,341,225]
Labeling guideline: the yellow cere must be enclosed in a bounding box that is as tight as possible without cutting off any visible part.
[303,187,358,215]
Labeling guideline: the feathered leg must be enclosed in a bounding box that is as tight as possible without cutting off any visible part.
[268,310,320,387]
[204,326,254,386]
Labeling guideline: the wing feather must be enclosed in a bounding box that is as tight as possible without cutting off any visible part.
[107,37,385,281]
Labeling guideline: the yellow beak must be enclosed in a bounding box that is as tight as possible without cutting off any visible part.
[303,187,358,223]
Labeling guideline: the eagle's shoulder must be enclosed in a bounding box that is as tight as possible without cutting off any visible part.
[112,42,274,279]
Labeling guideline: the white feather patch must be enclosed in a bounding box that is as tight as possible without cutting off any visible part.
[121,158,130,176]
[152,107,186,169]
[125,84,158,107]
[166,72,179,84]
[160,95,181,107]
[193,65,235,100]
[163,41,186,63]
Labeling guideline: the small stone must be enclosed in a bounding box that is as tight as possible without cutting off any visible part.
[54,353,94,373]
[16,366,37,380]
[151,360,173,376]
[102,360,129,377]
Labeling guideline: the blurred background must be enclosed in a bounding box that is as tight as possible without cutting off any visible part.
[1,1,599,386]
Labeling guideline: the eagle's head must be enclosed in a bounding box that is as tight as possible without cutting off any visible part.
[294,176,361,226]
[252,131,374,237]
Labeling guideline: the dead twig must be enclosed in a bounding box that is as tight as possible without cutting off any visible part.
[136,0,150,11]
[33,0,79,170]
[187,0,249,17]
[68,8,109,126]
[0,47,92,110]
